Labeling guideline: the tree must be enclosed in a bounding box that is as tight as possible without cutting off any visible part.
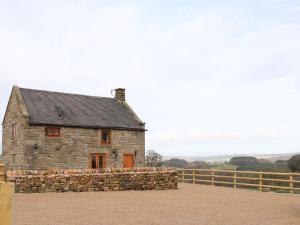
[162,158,188,168]
[229,156,258,166]
[288,154,300,172]
[275,160,288,166]
[145,150,162,167]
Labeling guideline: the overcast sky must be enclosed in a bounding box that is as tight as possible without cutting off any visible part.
[1,0,300,157]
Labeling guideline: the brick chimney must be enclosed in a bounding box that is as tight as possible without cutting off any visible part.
[115,88,125,101]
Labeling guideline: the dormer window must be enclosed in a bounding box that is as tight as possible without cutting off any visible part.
[45,127,61,137]
[101,129,111,144]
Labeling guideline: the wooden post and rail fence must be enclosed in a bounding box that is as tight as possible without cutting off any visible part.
[177,168,300,194]
[0,163,12,225]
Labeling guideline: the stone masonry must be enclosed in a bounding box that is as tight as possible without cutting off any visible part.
[2,86,145,170]
[2,87,28,169]
[23,126,145,169]
[7,168,178,193]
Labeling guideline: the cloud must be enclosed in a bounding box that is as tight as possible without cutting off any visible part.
[1,1,300,156]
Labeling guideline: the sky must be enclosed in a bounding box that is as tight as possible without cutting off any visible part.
[1,0,300,157]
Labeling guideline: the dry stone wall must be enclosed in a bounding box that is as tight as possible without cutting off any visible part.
[7,168,177,193]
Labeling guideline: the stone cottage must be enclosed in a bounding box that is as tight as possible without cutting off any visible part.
[2,86,145,170]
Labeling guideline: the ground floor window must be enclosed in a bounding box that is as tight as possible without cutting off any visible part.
[89,154,106,169]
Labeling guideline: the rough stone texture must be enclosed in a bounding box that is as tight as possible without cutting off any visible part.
[7,168,177,193]
[3,87,145,170]
[2,87,28,170]
[22,126,145,169]
[115,88,126,101]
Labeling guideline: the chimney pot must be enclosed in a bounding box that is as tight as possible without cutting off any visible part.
[115,88,125,101]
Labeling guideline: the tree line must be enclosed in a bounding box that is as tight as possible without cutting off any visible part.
[145,150,300,172]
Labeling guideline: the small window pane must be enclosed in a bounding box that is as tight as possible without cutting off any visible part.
[45,127,60,137]
[98,156,104,168]
[101,130,111,143]
[92,156,97,169]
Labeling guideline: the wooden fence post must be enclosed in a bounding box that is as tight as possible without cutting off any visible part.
[259,172,263,192]
[0,182,12,225]
[211,171,215,186]
[289,173,294,194]
[182,170,185,183]
[234,171,237,188]
[193,170,195,184]
[0,163,5,182]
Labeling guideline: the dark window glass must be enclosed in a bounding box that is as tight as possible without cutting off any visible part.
[101,129,111,143]
[98,156,104,168]
[92,156,97,169]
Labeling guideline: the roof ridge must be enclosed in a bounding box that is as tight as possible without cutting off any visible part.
[19,87,113,100]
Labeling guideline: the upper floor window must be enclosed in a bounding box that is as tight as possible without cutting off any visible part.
[11,123,17,139]
[101,129,111,144]
[45,127,61,137]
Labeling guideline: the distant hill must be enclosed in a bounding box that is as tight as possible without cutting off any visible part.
[163,152,300,164]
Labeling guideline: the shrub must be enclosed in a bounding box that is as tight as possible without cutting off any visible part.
[237,163,289,172]
[288,154,300,172]
[162,158,188,168]
[275,160,288,166]
[229,156,258,166]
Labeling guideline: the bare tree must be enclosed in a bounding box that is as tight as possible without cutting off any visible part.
[145,150,162,167]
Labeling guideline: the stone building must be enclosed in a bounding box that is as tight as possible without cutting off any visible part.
[2,86,145,170]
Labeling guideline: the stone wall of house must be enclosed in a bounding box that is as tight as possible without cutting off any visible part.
[7,168,177,193]
[3,87,145,170]
[2,88,28,169]
[24,126,145,169]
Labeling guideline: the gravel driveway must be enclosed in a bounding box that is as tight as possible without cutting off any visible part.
[13,183,300,225]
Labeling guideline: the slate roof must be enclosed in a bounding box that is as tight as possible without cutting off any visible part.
[19,88,145,130]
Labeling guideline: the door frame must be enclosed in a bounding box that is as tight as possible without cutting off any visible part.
[89,153,107,169]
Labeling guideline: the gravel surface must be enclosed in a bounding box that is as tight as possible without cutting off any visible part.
[13,183,300,225]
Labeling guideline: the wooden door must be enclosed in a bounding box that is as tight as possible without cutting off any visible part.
[89,154,106,169]
[123,154,135,168]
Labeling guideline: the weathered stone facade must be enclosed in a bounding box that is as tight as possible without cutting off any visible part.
[7,168,177,193]
[2,87,28,170]
[22,126,145,169]
[2,87,145,170]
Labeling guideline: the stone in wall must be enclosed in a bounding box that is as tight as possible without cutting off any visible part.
[7,168,177,193]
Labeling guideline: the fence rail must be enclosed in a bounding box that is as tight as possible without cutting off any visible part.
[177,169,300,194]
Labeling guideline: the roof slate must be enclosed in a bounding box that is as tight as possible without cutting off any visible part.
[19,88,145,130]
